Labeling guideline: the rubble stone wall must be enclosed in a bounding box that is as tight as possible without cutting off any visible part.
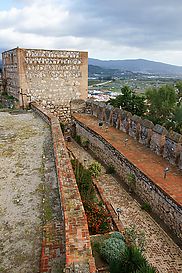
[2,48,20,99]
[86,101,182,170]
[2,48,88,123]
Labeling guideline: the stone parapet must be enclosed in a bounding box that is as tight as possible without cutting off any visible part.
[139,119,154,147]
[85,100,182,170]
[129,115,142,140]
[163,131,182,165]
[73,115,182,242]
[150,124,168,155]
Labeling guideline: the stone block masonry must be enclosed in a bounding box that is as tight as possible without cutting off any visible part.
[2,48,88,123]
[73,114,182,244]
[31,103,96,273]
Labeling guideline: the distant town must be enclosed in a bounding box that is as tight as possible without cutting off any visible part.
[88,64,181,101]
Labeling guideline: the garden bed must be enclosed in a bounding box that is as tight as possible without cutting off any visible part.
[71,159,116,235]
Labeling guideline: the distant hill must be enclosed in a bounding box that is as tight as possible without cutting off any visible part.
[88,64,120,75]
[89,58,182,76]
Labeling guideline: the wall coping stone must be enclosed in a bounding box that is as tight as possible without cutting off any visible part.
[131,114,142,123]
[141,119,154,129]
[113,107,122,114]
[166,131,182,143]
[98,102,106,108]
[153,124,168,135]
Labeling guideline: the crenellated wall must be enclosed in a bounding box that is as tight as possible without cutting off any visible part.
[2,48,88,123]
[86,100,182,170]
[73,116,182,242]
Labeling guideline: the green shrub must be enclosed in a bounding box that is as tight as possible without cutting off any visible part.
[125,225,145,252]
[107,164,116,174]
[100,237,126,264]
[75,134,81,144]
[84,200,111,234]
[60,122,65,133]
[135,263,156,273]
[127,173,136,193]
[141,202,152,212]
[82,138,90,149]
[89,161,102,177]
[111,231,125,241]
[109,246,146,273]
[71,159,112,234]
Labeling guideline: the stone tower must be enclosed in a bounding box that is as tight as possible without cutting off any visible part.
[2,47,88,122]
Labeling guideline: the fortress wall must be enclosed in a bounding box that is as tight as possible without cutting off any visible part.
[74,117,182,242]
[2,48,88,123]
[86,101,182,170]
[31,103,96,273]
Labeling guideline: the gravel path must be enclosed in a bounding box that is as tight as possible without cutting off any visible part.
[0,111,50,273]
[67,140,182,273]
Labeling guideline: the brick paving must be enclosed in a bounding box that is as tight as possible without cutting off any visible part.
[73,114,182,206]
[67,140,182,273]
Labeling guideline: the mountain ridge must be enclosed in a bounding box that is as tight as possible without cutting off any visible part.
[89,58,182,75]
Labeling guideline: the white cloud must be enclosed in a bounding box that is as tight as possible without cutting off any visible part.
[0,0,182,65]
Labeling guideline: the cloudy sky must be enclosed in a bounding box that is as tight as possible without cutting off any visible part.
[1,0,182,65]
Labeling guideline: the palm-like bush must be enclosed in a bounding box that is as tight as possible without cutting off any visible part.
[109,246,147,273]
[135,263,156,273]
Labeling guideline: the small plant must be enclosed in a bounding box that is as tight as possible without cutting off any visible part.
[82,138,90,149]
[111,231,125,241]
[89,161,102,178]
[71,159,112,234]
[127,173,136,193]
[100,234,126,264]
[107,164,116,174]
[85,200,111,234]
[60,122,65,133]
[110,246,147,273]
[135,263,156,273]
[141,202,152,212]
[124,225,146,252]
[75,134,81,144]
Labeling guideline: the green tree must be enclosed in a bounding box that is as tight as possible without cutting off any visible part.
[108,86,146,116]
[164,105,182,134]
[109,246,153,273]
[175,81,182,105]
[145,85,176,124]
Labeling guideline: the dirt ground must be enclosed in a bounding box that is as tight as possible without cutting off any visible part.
[0,111,50,273]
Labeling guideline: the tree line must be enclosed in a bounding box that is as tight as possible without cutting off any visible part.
[108,81,182,134]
